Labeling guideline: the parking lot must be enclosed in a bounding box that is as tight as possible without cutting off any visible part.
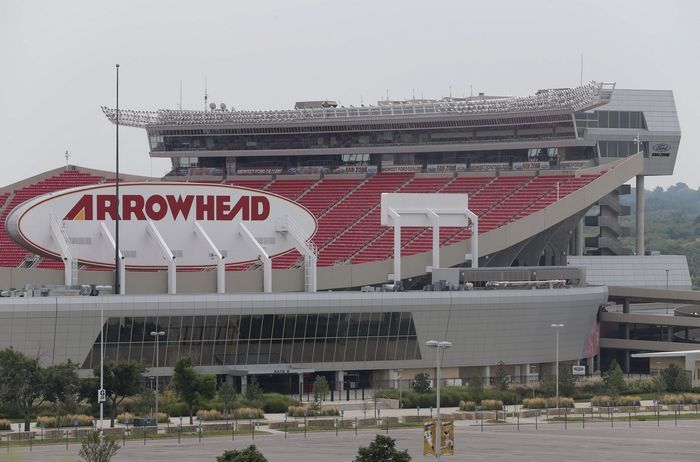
[6,418,700,462]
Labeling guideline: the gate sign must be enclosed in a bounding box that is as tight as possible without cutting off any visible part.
[6,182,317,268]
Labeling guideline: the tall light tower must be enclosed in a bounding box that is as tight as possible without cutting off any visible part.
[150,331,165,425]
[551,323,564,409]
[426,340,451,460]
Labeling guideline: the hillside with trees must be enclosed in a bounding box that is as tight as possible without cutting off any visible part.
[620,182,700,288]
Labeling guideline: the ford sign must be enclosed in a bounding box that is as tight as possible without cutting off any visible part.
[652,143,671,153]
[6,183,317,268]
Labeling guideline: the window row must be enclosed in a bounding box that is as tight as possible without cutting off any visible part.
[81,335,421,369]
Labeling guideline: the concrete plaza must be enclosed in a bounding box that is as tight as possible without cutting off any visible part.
[4,418,700,462]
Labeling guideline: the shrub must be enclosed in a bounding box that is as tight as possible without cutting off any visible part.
[683,393,700,403]
[458,400,475,411]
[286,405,339,417]
[217,445,268,462]
[37,414,94,428]
[626,378,656,394]
[0,419,11,430]
[590,395,615,407]
[545,397,574,408]
[261,393,297,413]
[78,429,120,462]
[67,414,94,427]
[196,409,223,421]
[660,393,686,405]
[233,407,264,419]
[522,398,546,409]
[117,412,135,424]
[614,396,641,406]
[36,416,58,428]
[479,400,503,411]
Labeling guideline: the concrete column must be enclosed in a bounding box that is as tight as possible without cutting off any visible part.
[575,218,584,256]
[625,324,631,372]
[623,299,630,314]
[515,365,521,383]
[298,373,304,402]
[588,356,595,375]
[240,375,248,395]
[636,175,645,256]
[525,363,532,382]
[335,370,345,393]
[483,365,491,384]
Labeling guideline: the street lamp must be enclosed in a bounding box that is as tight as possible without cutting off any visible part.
[551,324,564,409]
[150,331,165,424]
[426,340,451,460]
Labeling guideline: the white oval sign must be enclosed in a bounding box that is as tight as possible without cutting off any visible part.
[6,182,317,268]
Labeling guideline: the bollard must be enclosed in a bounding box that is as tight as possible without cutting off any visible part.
[304,416,307,438]
[480,412,483,432]
[629,410,631,428]
[284,415,287,439]
[355,417,358,437]
[674,408,677,427]
[199,421,202,443]
[386,415,389,435]
[29,434,32,452]
[143,425,147,446]
[336,418,338,437]
[582,409,585,429]
[65,429,69,450]
[251,419,255,440]
[535,414,538,431]
[517,413,519,431]
[232,421,235,441]
[564,410,567,430]
[122,428,126,447]
[178,424,181,444]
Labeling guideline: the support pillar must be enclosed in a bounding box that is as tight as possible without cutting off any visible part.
[483,365,491,384]
[636,175,645,256]
[575,218,584,256]
[298,373,304,402]
[625,324,631,372]
[623,299,630,314]
[240,375,248,395]
[335,371,344,393]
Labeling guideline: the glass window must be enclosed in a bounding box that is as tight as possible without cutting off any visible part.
[620,111,630,129]
[609,111,619,128]
[631,112,640,128]
[239,315,252,340]
[260,314,274,340]
[598,111,609,128]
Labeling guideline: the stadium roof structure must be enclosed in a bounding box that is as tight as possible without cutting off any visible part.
[102,81,615,128]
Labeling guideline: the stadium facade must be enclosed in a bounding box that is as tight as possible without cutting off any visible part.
[0,81,685,392]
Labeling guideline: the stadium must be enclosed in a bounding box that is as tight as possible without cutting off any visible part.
[0,80,693,395]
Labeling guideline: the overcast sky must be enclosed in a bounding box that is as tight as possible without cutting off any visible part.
[1,0,697,190]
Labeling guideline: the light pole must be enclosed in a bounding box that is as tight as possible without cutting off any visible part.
[150,331,165,425]
[551,324,564,409]
[426,340,451,460]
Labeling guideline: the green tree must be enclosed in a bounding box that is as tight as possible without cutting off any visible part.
[39,359,80,420]
[219,382,238,416]
[494,361,509,392]
[78,429,120,462]
[468,376,484,403]
[603,360,626,396]
[245,375,263,402]
[172,357,216,424]
[93,361,146,427]
[353,434,412,462]
[412,373,431,393]
[0,347,45,431]
[312,375,330,402]
[217,445,268,462]
[662,363,690,392]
